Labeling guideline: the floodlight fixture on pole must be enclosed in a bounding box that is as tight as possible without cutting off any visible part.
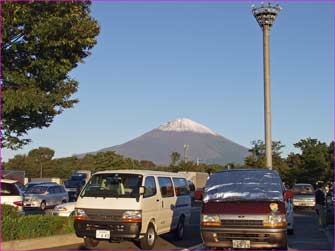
[252,2,282,170]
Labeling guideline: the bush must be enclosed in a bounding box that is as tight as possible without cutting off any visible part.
[2,204,19,218]
[2,205,74,241]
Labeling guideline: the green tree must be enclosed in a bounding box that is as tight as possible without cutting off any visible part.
[244,140,290,182]
[28,147,55,177]
[2,1,100,149]
[293,138,330,185]
[244,140,285,167]
[170,152,181,166]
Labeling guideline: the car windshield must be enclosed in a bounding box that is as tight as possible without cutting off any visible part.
[26,186,48,194]
[80,173,143,198]
[204,170,283,202]
[293,184,314,195]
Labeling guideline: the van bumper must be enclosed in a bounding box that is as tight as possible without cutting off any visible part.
[201,227,287,249]
[74,220,141,240]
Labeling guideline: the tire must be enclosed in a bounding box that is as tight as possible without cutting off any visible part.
[40,201,46,211]
[274,241,288,250]
[84,237,99,249]
[287,228,294,235]
[175,217,185,240]
[140,223,156,250]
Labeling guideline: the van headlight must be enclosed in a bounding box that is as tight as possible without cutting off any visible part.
[122,210,142,223]
[201,214,221,227]
[74,208,87,220]
[263,214,287,227]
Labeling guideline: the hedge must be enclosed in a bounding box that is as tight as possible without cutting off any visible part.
[1,205,74,241]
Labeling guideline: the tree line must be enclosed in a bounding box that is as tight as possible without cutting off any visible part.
[3,137,333,187]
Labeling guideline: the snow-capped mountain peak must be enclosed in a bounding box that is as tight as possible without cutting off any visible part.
[158,118,218,135]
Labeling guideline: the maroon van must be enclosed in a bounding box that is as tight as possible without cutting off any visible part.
[201,169,288,250]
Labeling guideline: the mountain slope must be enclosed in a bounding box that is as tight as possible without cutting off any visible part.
[97,118,249,165]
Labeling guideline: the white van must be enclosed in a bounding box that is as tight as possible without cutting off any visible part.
[74,170,191,249]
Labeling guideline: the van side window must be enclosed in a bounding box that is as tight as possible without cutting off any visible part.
[158,177,174,198]
[144,176,157,198]
[173,178,190,196]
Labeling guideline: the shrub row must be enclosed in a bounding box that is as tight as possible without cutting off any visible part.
[2,205,74,241]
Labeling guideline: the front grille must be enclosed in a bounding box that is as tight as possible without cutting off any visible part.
[221,219,263,227]
[84,208,123,222]
[86,223,129,232]
[217,232,270,242]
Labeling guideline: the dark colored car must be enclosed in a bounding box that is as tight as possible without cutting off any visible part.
[201,169,288,250]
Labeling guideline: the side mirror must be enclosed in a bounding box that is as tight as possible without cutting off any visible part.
[284,190,294,200]
[139,186,145,195]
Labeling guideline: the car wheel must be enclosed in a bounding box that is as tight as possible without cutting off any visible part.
[287,228,294,235]
[84,237,99,249]
[175,216,185,240]
[140,223,156,250]
[40,201,46,211]
[274,242,288,250]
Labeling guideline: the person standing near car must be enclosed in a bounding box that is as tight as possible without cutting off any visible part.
[315,183,326,227]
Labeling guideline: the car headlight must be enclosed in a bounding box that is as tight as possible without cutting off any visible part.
[56,206,67,212]
[263,214,287,227]
[74,208,87,220]
[201,214,221,227]
[122,210,142,223]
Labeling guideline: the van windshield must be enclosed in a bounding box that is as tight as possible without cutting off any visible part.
[204,170,283,202]
[80,173,143,198]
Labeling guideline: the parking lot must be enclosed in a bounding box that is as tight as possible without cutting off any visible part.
[39,208,333,250]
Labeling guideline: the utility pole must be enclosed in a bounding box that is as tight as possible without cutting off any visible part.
[40,162,43,178]
[252,3,282,170]
[183,144,189,162]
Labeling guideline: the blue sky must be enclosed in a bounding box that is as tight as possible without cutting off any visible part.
[2,1,334,162]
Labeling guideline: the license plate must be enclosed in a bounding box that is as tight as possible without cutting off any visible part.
[233,240,251,249]
[96,230,110,239]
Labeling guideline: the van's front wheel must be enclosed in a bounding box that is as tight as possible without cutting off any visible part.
[84,237,99,249]
[140,223,156,250]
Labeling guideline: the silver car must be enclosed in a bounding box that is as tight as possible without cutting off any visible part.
[292,183,316,208]
[23,184,69,210]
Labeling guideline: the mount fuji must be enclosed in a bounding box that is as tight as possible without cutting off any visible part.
[94,118,250,165]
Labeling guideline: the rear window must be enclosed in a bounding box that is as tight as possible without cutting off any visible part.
[293,184,314,195]
[173,178,190,196]
[0,182,20,196]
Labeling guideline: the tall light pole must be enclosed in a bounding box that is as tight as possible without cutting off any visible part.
[252,3,282,170]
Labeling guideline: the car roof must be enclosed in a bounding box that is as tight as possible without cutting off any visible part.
[27,181,54,184]
[1,179,19,184]
[215,168,279,174]
[32,184,60,187]
[94,169,187,177]
[294,183,313,186]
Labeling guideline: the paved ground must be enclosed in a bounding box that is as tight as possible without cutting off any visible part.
[287,209,332,250]
[41,208,333,250]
